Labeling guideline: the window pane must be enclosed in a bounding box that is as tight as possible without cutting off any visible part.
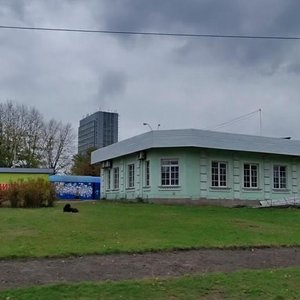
[128,164,135,188]
[211,161,227,187]
[244,164,258,188]
[113,168,119,189]
[273,165,286,189]
[145,161,150,186]
[161,159,179,186]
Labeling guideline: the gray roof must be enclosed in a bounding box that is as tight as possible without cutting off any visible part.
[0,168,55,174]
[91,129,300,163]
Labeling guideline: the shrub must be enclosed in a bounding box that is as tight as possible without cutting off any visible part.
[0,189,8,206]
[3,178,57,208]
[6,181,24,208]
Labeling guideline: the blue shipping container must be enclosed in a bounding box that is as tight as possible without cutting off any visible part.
[49,175,100,200]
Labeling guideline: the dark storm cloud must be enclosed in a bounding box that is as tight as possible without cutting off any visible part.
[100,0,300,35]
[98,0,300,72]
[100,0,244,32]
[272,1,300,35]
[1,0,300,141]
[170,38,290,73]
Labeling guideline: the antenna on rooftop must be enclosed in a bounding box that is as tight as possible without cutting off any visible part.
[259,108,262,136]
[203,108,263,136]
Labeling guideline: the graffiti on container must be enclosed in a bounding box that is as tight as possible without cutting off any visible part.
[0,183,9,191]
[54,182,93,199]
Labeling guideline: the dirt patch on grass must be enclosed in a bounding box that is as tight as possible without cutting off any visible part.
[1,247,300,290]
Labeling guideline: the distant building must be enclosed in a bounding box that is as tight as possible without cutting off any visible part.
[78,111,118,154]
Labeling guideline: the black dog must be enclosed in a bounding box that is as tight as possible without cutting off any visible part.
[63,203,79,213]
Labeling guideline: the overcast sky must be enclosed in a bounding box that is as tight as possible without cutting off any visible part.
[1,0,300,143]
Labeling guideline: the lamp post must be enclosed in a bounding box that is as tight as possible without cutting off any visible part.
[143,122,153,131]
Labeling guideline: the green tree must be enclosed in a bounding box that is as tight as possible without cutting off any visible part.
[71,147,100,176]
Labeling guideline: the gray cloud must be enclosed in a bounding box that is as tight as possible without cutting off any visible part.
[0,0,300,143]
[98,0,300,73]
[100,0,244,32]
[286,63,300,74]
[0,1,26,22]
[97,71,127,107]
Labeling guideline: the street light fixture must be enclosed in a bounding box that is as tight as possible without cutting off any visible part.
[143,122,153,131]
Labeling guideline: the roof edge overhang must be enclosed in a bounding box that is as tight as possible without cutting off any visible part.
[91,129,300,164]
[92,144,300,164]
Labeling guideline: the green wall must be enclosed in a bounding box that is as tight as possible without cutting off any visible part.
[101,147,300,202]
[0,173,49,183]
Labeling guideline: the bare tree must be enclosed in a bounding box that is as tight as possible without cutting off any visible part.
[0,101,25,166]
[19,107,44,167]
[41,119,75,173]
[0,100,75,172]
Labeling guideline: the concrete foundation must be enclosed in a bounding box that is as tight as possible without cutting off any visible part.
[146,198,260,207]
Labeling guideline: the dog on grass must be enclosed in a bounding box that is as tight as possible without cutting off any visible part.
[63,203,79,213]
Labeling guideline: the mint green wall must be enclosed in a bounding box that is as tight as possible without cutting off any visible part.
[100,148,300,202]
[0,173,49,183]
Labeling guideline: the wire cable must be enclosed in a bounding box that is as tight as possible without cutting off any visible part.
[0,25,300,40]
[204,109,260,131]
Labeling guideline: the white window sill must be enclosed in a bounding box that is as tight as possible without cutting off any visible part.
[272,189,290,193]
[126,187,135,191]
[210,187,231,190]
[143,186,151,190]
[242,188,262,192]
[158,186,181,191]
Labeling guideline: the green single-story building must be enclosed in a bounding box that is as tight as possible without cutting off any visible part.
[91,129,300,206]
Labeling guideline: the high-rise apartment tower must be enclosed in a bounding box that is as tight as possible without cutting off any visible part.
[78,111,118,154]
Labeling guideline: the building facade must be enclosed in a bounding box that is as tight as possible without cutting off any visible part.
[91,129,300,206]
[78,111,118,154]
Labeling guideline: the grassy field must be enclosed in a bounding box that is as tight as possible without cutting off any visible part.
[1,267,300,299]
[0,201,300,258]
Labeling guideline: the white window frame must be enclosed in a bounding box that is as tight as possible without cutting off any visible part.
[161,159,179,186]
[211,161,227,187]
[273,165,287,189]
[113,167,119,190]
[128,164,135,188]
[243,163,258,188]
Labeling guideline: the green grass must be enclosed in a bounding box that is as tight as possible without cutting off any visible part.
[1,267,300,299]
[1,201,300,258]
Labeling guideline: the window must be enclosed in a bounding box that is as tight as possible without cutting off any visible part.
[273,165,287,189]
[244,164,258,188]
[211,161,227,187]
[113,167,119,189]
[107,169,111,190]
[161,159,179,186]
[145,160,150,186]
[128,164,135,188]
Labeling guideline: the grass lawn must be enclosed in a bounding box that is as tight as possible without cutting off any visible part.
[0,201,300,258]
[1,267,300,299]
